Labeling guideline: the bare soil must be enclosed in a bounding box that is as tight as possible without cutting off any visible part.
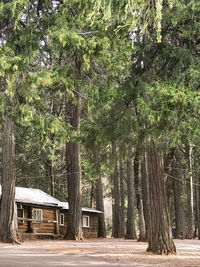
[1,238,200,266]
[36,238,200,266]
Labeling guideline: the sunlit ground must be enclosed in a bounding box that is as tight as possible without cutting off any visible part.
[1,238,200,266]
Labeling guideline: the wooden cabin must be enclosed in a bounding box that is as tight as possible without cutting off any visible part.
[0,186,102,239]
[59,202,102,238]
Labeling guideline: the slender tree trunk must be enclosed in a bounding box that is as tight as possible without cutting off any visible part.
[90,182,95,209]
[171,151,185,239]
[134,150,146,241]
[198,173,200,239]
[65,95,82,240]
[146,151,176,255]
[194,148,200,240]
[46,159,55,197]
[119,160,125,237]
[112,162,122,238]
[125,147,137,239]
[185,143,194,239]
[96,175,106,237]
[141,154,149,238]
[0,118,19,243]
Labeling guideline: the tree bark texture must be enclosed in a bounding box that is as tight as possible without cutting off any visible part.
[171,152,185,239]
[146,151,176,255]
[198,176,200,240]
[185,143,194,239]
[119,160,125,237]
[134,150,146,241]
[141,154,150,237]
[125,148,137,239]
[112,163,122,238]
[0,118,19,243]
[65,96,82,240]
[95,175,106,237]
[46,159,55,197]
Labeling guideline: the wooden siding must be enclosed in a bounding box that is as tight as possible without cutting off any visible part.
[82,212,98,238]
[32,208,55,234]
[18,206,29,233]
[17,204,58,234]
[59,210,98,238]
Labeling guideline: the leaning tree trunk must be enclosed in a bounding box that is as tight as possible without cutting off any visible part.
[125,147,137,239]
[96,175,106,237]
[65,95,82,240]
[134,150,146,241]
[0,118,19,243]
[146,151,176,255]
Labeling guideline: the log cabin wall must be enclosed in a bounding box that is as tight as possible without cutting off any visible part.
[17,205,29,233]
[17,204,58,234]
[32,207,56,234]
[82,212,98,238]
[59,210,98,238]
[59,211,67,236]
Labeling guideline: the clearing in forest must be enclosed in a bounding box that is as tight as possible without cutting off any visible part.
[0,238,199,266]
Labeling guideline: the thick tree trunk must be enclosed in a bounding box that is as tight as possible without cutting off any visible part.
[146,151,176,255]
[125,148,137,239]
[134,150,146,241]
[119,160,125,237]
[112,162,122,238]
[96,175,106,237]
[65,96,82,240]
[171,151,185,239]
[185,143,194,239]
[0,118,19,243]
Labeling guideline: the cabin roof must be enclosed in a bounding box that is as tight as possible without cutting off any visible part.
[0,186,102,213]
[60,202,103,214]
[0,185,61,207]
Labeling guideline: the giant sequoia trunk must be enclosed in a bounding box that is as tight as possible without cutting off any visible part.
[125,148,137,239]
[65,96,82,240]
[134,150,146,241]
[96,175,106,237]
[0,118,19,243]
[146,151,176,255]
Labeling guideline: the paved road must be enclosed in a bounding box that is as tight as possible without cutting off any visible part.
[0,245,132,267]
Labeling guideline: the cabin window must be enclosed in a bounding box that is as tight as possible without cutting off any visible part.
[60,213,64,226]
[82,215,90,228]
[17,208,24,224]
[33,209,42,222]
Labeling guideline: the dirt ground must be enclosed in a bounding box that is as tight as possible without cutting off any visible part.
[24,238,200,266]
[0,238,200,267]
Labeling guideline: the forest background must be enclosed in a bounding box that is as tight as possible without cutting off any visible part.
[0,0,200,255]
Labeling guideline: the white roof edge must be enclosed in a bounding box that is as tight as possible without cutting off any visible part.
[59,201,103,213]
[0,185,103,213]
